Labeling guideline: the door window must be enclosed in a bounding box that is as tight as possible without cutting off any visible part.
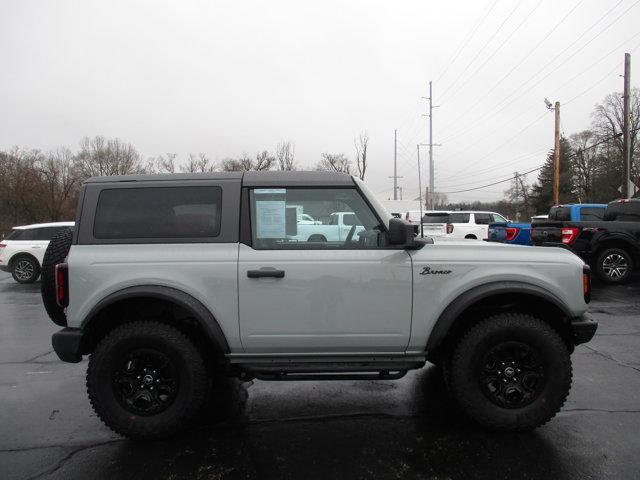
[249,188,383,249]
[491,214,507,223]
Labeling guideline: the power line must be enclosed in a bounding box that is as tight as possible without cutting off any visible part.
[438,0,524,100]
[438,0,638,140]
[435,0,499,83]
[440,129,635,194]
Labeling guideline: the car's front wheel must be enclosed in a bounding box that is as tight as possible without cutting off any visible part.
[449,313,571,431]
[11,256,40,284]
[87,321,208,440]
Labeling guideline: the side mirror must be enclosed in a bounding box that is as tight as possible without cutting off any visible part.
[388,218,415,247]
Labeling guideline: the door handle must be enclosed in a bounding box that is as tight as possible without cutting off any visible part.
[247,268,285,279]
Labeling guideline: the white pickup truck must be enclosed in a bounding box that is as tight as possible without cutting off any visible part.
[292,211,364,242]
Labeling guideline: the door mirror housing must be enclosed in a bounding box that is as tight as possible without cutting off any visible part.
[388,218,416,247]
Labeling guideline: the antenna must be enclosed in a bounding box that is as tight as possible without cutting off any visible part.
[417,144,424,238]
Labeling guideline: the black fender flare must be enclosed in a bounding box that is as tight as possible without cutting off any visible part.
[81,285,230,353]
[591,234,639,257]
[425,281,573,351]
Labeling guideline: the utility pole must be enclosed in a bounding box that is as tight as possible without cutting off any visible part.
[622,52,631,199]
[429,82,434,210]
[514,171,520,221]
[389,129,403,200]
[422,82,440,209]
[553,101,561,205]
[417,144,424,238]
[394,129,398,200]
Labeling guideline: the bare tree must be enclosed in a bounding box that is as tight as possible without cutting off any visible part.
[592,88,640,180]
[75,136,144,177]
[220,151,275,171]
[315,153,351,173]
[153,153,177,173]
[182,153,215,173]
[276,141,296,171]
[354,132,369,180]
[39,147,79,221]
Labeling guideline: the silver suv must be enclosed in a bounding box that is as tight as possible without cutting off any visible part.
[44,171,597,439]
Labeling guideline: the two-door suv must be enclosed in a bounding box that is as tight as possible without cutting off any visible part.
[43,171,597,439]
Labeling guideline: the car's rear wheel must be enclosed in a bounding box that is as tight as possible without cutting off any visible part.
[449,313,571,431]
[595,247,633,284]
[87,321,208,440]
[11,256,40,284]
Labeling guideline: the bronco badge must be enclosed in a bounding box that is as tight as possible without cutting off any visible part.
[420,266,452,275]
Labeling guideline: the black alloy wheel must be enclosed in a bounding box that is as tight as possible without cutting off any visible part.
[112,348,179,416]
[479,341,545,409]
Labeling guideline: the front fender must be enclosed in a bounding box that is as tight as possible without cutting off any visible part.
[425,281,573,352]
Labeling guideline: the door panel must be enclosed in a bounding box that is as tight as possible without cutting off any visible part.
[238,244,413,353]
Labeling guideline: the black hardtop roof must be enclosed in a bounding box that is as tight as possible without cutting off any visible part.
[84,170,355,187]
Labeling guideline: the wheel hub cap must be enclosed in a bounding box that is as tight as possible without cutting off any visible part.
[603,254,628,278]
[480,341,546,408]
[111,349,179,416]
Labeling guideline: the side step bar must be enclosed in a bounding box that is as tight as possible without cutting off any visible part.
[253,370,408,381]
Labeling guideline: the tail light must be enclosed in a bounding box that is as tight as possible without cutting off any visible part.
[55,263,69,308]
[446,224,454,234]
[505,227,519,241]
[583,265,591,303]
[0,242,6,249]
[561,227,579,245]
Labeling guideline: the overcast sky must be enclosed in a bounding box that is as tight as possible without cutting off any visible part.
[1,0,638,202]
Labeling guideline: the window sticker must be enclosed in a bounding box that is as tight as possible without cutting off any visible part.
[254,189,287,239]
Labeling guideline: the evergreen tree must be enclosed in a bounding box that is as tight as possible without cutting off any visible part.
[530,137,576,213]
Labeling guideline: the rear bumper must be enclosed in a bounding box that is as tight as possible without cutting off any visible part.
[570,312,598,345]
[52,328,83,363]
[0,265,10,272]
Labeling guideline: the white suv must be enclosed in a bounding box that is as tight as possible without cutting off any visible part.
[446,211,508,240]
[0,222,74,283]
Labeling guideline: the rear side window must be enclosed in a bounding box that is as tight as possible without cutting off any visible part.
[5,229,25,240]
[549,206,571,221]
[422,213,449,223]
[94,187,222,239]
[475,213,491,225]
[449,213,470,223]
[579,207,605,221]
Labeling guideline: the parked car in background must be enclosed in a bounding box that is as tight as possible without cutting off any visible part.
[488,205,606,247]
[404,210,450,237]
[488,221,533,245]
[292,211,364,242]
[532,199,640,284]
[0,222,74,283]
[548,204,606,222]
[446,211,508,240]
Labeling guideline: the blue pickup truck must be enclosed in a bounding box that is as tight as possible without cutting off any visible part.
[488,204,606,246]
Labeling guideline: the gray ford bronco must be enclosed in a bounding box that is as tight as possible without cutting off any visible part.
[42,171,597,439]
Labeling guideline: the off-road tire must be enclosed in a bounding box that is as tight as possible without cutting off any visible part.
[595,247,634,284]
[449,313,571,432]
[41,227,73,326]
[11,255,40,284]
[87,321,208,440]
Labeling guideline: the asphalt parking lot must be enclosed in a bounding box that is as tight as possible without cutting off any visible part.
[1,272,639,480]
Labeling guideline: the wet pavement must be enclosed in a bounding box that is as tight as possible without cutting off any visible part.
[0,271,639,480]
